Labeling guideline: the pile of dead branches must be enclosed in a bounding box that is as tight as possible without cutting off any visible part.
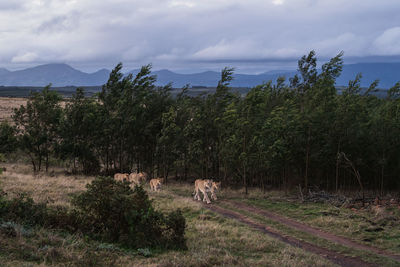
[303,190,349,207]
[299,186,400,209]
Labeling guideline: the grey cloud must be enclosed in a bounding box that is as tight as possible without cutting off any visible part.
[1,0,400,73]
[36,12,81,33]
[372,27,400,55]
[0,1,25,10]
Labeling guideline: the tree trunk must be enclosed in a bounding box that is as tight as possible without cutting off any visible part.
[262,173,265,194]
[380,164,384,197]
[184,152,188,181]
[304,126,311,190]
[243,163,248,195]
[29,153,36,172]
[45,153,49,172]
[165,166,170,185]
[119,140,123,172]
[335,141,341,192]
[38,152,42,171]
[341,153,364,201]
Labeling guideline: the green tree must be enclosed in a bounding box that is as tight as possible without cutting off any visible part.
[0,121,17,155]
[59,88,101,174]
[13,86,63,171]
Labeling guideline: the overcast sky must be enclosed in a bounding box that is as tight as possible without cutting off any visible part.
[0,0,400,73]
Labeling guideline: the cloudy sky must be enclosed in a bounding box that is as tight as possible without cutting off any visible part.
[0,0,400,73]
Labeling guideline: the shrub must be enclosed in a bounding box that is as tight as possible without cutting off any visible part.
[71,176,186,249]
[164,209,187,249]
[0,122,17,155]
[0,176,186,251]
[0,191,48,226]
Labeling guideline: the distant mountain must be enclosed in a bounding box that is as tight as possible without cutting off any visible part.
[0,63,110,86]
[0,68,10,76]
[0,62,399,88]
[126,63,400,88]
[128,69,296,88]
[337,63,400,88]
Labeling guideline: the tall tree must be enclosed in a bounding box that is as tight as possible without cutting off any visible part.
[13,86,63,171]
[59,88,101,174]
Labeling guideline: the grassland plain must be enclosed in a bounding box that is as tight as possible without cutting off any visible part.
[0,97,27,123]
[0,164,399,266]
[0,97,67,123]
[0,163,336,266]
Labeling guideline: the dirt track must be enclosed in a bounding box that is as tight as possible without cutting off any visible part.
[225,200,400,263]
[179,189,400,266]
[204,203,375,267]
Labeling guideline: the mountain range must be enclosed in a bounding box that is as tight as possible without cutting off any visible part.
[0,62,399,89]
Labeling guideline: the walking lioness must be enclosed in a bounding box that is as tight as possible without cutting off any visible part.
[193,179,213,204]
[114,173,129,182]
[208,181,221,201]
[129,172,148,186]
[150,178,162,192]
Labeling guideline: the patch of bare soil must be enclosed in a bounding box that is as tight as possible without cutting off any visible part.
[225,200,400,263]
[204,203,374,267]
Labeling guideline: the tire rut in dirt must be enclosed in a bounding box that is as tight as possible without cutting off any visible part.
[204,204,376,267]
[224,200,400,263]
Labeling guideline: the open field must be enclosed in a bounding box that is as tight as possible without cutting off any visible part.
[1,164,400,266]
[0,97,68,123]
[0,97,27,123]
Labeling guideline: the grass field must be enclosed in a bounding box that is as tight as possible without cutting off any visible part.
[0,97,67,124]
[1,163,400,266]
[0,97,27,123]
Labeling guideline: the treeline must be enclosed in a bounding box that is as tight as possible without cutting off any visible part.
[1,51,400,194]
[0,86,101,97]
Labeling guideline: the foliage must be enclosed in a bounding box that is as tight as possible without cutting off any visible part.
[13,85,63,172]
[7,53,400,193]
[71,176,186,249]
[0,190,48,226]
[0,177,186,250]
[0,121,17,155]
[58,88,101,174]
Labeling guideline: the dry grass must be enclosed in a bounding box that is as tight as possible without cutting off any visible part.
[0,164,337,266]
[135,185,337,267]
[0,163,92,206]
[0,97,27,123]
[241,194,400,257]
[0,97,67,124]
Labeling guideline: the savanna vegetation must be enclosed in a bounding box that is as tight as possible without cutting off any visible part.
[1,164,399,266]
[1,51,399,195]
[0,164,341,266]
[1,50,400,265]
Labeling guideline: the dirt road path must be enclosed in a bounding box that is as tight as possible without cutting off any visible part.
[224,200,400,263]
[204,203,375,267]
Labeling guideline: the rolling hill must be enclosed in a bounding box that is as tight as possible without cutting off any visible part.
[0,62,399,89]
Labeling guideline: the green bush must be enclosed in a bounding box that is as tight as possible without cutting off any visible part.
[0,122,17,155]
[0,176,186,251]
[71,176,186,249]
[0,189,81,234]
[0,191,48,226]
[164,209,187,249]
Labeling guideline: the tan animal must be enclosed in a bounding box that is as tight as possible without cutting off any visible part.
[114,173,129,182]
[193,179,213,204]
[208,181,221,201]
[129,172,148,186]
[150,178,163,192]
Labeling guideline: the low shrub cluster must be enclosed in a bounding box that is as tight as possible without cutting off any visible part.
[0,176,186,250]
[71,176,186,249]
